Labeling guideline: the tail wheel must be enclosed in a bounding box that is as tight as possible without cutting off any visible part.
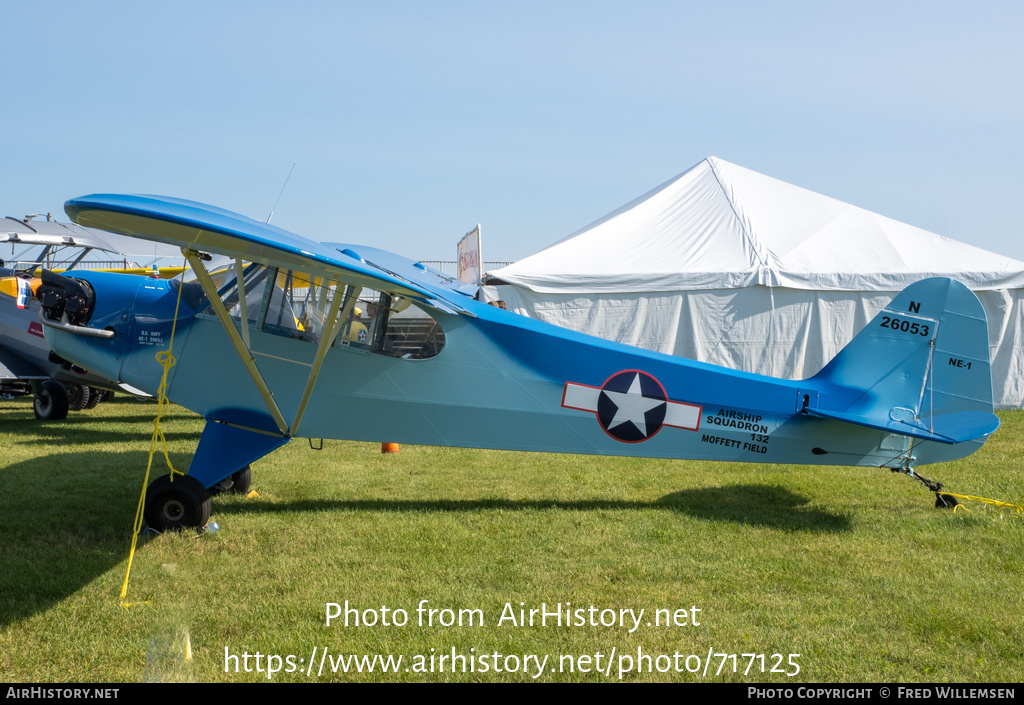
[144,475,212,531]
[34,380,70,421]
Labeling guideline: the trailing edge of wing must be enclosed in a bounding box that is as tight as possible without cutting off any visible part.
[64,194,436,300]
[318,243,478,316]
[807,408,1000,444]
[0,345,48,380]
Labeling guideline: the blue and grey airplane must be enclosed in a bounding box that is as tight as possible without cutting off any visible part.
[4,194,999,530]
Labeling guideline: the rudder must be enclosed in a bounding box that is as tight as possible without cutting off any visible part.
[808,278,997,444]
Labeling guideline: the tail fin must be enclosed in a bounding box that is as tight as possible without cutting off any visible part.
[806,277,998,444]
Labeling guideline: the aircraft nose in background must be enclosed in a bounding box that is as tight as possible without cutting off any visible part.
[39,271,148,386]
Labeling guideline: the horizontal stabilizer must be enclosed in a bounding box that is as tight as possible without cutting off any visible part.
[922,410,1002,443]
[808,407,999,445]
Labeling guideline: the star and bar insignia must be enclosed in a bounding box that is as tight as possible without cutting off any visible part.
[561,369,701,443]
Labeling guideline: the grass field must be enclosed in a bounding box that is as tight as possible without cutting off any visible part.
[1,397,1021,683]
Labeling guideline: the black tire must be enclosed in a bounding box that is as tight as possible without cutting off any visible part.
[144,474,212,531]
[84,387,102,410]
[228,465,252,494]
[66,383,91,412]
[34,380,70,421]
[209,465,252,495]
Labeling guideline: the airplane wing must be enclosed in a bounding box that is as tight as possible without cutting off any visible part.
[0,344,48,380]
[64,194,472,309]
[2,215,181,260]
[317,243,479,314]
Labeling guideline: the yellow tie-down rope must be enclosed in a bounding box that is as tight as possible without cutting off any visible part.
[120,261,189,606]
[938,491,1024,516]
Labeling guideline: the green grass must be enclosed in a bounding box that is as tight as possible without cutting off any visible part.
[1,398,1022,682]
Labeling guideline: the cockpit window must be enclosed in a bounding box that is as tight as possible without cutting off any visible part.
[200,263,445,358]
[338,289,445,359]
[202,264,337,344]
[217,262,271,325]
[261,269,308,339]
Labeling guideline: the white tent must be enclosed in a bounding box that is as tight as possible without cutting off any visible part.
[483,157,1024,408]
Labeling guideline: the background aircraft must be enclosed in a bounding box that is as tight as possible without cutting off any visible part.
[16,194,1000,530]
[0,215,181,418]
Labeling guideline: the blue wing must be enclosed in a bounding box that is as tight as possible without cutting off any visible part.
[64,194,475,311]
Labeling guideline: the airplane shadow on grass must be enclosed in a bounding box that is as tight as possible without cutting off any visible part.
[0,451,848,626]
[220,484,852,533]
[0,450,195,627]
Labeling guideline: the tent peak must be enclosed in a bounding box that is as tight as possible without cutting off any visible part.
[489,157,1024,293]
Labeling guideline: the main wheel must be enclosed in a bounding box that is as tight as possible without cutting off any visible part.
[210,465,252,495]
[34,380,70,421]
[84,387,102,410]
[66,383,91,411]
[227,465,252,494]
[144,474,212,531]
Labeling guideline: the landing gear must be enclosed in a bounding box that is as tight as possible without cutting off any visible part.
[144,474,212,531]
[33,380,70,421]
[891,464,957,509]
[66,383,91,411]
[228,465,252,494]
[29,381,110,420]
[84,387,103,409]
[210,465,252,495]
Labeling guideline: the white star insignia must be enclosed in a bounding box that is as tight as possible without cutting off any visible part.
[601,373,666,436]
[561,370,702,442]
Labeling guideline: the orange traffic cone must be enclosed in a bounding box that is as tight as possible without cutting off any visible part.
[381,443,400,454]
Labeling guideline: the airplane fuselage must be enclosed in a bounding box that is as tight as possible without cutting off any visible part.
[45,271,981,478]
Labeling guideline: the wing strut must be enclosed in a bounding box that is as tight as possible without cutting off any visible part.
[184,249,290,435]
[185,250,364,440]
[288,282,359,437]
[234,257,251,349]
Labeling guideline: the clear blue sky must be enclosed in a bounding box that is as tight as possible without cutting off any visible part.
[2,1,1022,263]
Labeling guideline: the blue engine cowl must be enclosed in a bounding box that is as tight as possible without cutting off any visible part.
[42,271,203,390]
